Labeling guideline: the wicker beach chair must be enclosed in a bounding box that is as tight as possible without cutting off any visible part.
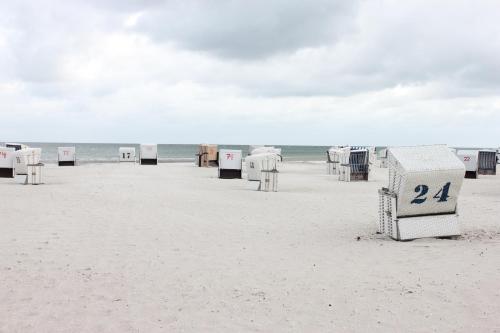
[378,145,465,240]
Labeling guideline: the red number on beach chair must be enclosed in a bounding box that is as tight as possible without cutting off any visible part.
[226,153,233,160]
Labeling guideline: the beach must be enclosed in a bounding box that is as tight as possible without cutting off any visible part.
[1,162,499,332]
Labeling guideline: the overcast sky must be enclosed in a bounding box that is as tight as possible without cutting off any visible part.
[1,0,499,146]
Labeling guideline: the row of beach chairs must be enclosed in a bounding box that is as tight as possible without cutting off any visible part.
[2,142,498,241]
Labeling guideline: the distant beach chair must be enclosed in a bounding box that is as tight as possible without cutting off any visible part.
[378,145,465,241]
[339,147,369,181]
[457,150,479,178]
[218,149,242,179]
[58,147,76,166]
[478,150,497,175]
[0,147,15,178]
[196,144,218,167]
[14,148,41,175]
[119,147,136,162]
[245,152,281,181]
[140,144,158,165]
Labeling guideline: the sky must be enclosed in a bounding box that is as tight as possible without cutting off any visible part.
[0,0,499,146]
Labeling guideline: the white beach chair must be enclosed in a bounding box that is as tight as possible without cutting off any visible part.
[14,148,41,175]
[457,150,479,179]
[218,149,242,179]
[339,147,369,182]
[140,144,158,165]
[478,150,497,175]
[245,152,280,182]
[58,147,76,166]
[119,147,136,162]
[378,145,465,240]
[0,147,15,178]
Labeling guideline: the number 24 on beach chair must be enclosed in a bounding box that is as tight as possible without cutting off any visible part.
[378,145,466,241]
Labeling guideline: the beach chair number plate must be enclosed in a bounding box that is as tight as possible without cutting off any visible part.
[225,153,234,160]
[411,182,451,204]
[122,153,131,159]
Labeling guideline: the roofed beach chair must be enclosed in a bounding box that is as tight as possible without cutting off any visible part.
[119,147,136,162]
[339,147,370,181]
[196,144,218,167]
[14,148,41,175]
[0,147,15,178]
[245,152,281,181]
[378,145,465,241]
[58,147,76,166]
[457,150,479,179]
[478,150,496,175]
[140,144,158,165]
[218,149,242,179]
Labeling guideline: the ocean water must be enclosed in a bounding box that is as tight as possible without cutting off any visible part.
[2,142,332,164]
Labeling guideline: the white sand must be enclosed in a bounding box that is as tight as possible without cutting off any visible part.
[1,162,499,332]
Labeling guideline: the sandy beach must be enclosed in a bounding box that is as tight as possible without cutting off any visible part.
[1,162,499,332]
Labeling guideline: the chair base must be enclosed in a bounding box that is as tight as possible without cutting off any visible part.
[378,188,460,241]
[478,169,496,175]
[0,168,14,178]
[464,171,478,179]
[58,161,75,166]
[140,159,158,165]
[219,169,242,179]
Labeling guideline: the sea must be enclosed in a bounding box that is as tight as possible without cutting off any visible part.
[2,142,334,164]
[2,142,497,164]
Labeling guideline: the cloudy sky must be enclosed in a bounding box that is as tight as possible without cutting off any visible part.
[1,0,499,146]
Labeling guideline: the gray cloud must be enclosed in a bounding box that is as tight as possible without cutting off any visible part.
[0,0,500,145]
[134,0,360,59]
